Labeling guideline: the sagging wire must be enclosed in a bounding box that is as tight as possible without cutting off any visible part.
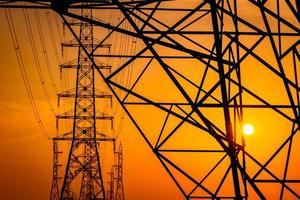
[34,10,58,95]
[109,8,140,139]
[5,9,51,140]
[23,9,56,116]
[46,10,62,70]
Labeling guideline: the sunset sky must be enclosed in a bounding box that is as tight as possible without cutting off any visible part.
[0,0,299,199]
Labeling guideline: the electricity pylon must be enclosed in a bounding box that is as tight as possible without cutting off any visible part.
[114,144,125,200]
[52,7,115,200]
[0,0,299,199]
[106,168,114,200]
[50,139,61,200]
[106,143,125,200]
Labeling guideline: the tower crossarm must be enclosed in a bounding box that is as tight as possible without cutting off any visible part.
[53,130,116,142]
[58,88,112,99]
[56,110,114,129]
[61,39,111,49]
[59,59,112,71]
[63,16,109,26]
[57,88,113,106]
[56,110,113,120]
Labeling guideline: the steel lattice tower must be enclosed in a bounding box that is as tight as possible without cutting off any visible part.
[106,167,114,200]
[50,139,61,200]
[114,144,125,200]
[53,7,114,200]
[61,9,105,199]
[106,143,125,200]
[0,0,299,199]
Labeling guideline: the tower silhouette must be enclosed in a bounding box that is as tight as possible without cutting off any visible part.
[105,143,125,200]
[114,144,125,200]
[106,167,114,200]
[52,7,115,200]
[50,139,61,200]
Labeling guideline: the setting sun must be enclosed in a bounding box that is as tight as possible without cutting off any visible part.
[243,124,254,136]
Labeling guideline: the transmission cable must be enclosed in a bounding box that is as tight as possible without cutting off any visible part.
[46,10,62,66]
[34,10,58,94]
[23,9,56,115]
[5,9,50,140]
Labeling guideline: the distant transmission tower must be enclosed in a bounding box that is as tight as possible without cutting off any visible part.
[114,144,125,200]
[106,167,114,200]
[106,143,125,200]
[50,139,61,200]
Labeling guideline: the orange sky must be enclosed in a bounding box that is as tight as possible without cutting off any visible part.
[0,1,299,199]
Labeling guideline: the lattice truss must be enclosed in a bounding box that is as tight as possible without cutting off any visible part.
[58,1,299,199]
[0,0,299,199]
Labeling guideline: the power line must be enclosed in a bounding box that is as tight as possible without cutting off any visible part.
[23,9,56,115]
[34,10,58,94]
[46,10,62,66]
[5,8,50,140]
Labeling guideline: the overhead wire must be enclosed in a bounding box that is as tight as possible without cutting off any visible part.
[5,9,51,140]
[23,9,56,115]
[123,13,140,138]
[112,9,140,139]
[116,11,140,138]
[34,10,58,95]
[104,9,119,136]
[46,10,62,70]
[115,15,130,138]
[115,11,127,111]
[111,11,125,138]
[54,13,64,42]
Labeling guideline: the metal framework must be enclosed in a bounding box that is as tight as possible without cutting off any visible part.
[53,7,115,200]
[50,139,62,200]
[114,144,125,200]
[106,143,125,200]
[0,0,299,199]
[106,168,114,200]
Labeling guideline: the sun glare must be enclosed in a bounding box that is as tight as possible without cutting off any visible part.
[243,124,254,136]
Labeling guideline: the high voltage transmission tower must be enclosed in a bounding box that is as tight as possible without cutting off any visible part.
[51,7,115,200]
[0,0,299,199]
[106,143,125,200]
[50,139,61,200]
[114,143,125,200]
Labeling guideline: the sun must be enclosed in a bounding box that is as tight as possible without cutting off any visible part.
[243,124,254,136]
